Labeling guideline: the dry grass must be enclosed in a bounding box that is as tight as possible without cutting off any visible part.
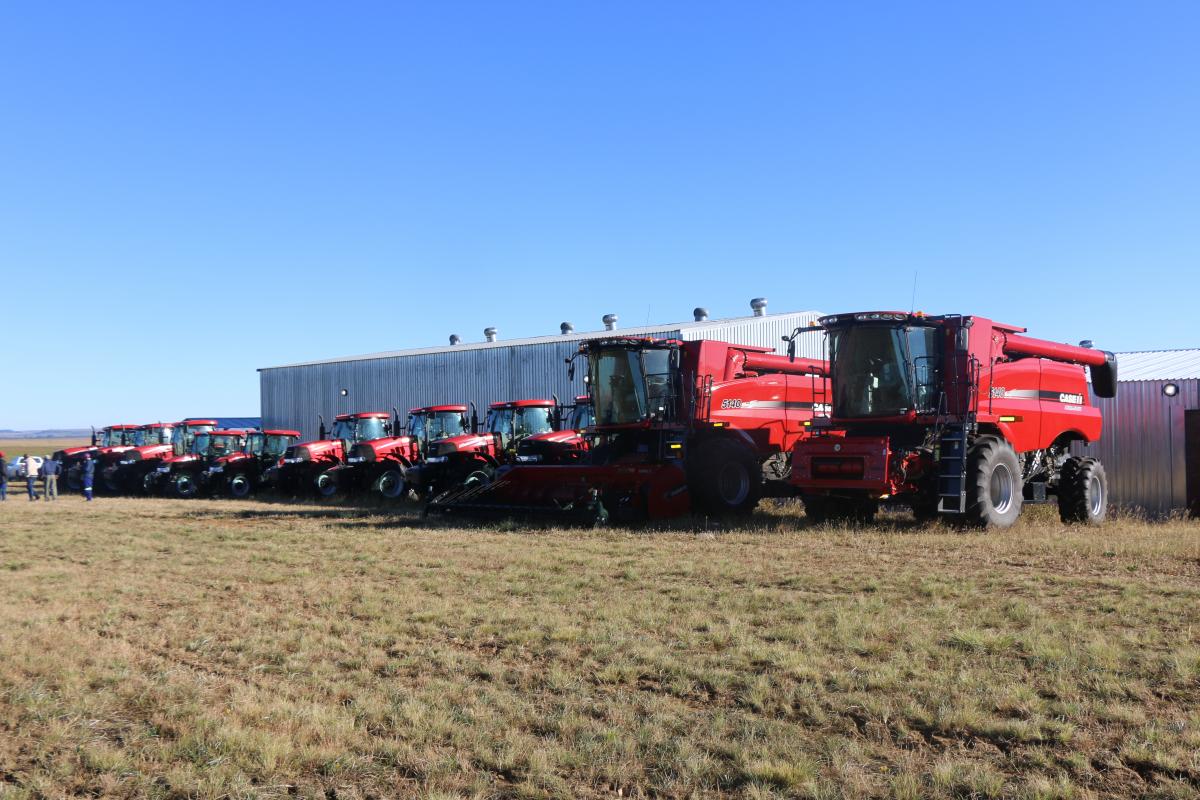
[0,497,1197,799]
[0,438,90,458]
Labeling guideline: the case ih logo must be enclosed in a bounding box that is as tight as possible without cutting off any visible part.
[1058,392,1084,404]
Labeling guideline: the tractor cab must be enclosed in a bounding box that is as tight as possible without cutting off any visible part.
[97,425,141,450]
[407,405,470,455]
[133,423,175,447]
[171,419,217,457]
[515,397,594,465]
[329,412,390,451]
[245,430,301,461]
[211,429,301,499]
[583,339,682,429]
[484,399,556,452]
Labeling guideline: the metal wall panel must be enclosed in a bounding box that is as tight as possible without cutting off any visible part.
[259,312,826,442]
[1072,379,1199,514]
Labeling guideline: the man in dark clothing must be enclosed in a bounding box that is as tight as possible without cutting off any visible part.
[22,454,38,501]
[0,451,7,501]
[41,455,60,501]
[82,454,95,501]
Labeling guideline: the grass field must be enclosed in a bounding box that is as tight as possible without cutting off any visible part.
[0,497,1197,799]
[0,437,91,458]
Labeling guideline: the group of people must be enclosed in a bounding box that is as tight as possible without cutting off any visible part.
[0,451,95,502]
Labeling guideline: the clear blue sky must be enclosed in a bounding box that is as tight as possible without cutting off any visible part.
[2,2,1197,429]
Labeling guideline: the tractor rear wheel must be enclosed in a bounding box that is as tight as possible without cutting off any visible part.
[65,467,83,492]
[101,468,121,494]
[172,471,200,499]
[314,469,340,498]
[688,438,762,516]
[374,468,406,499]
[965,436,1023,528]
[803,495,878,525]
[228,472,252,499]
[1057,457,1107,525]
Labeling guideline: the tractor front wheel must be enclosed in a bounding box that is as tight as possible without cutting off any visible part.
[374,468,406,499]
[965,436,1023,528]
[172,471,200,499]
[1057,457,1107,525]
[228,472,252,499]
[688,439,762,516]
[314,469,340,498]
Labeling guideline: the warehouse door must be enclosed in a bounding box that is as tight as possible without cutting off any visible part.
[1187,410,1200,518]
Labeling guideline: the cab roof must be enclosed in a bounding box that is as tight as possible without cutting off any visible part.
[574,395,590,404]
[489,399,555,409]
[185,419,218,426]
[139,422,178,429]
[334,411,389,421]
[108,424,140,430]
[411,404,468,414]
[207,429,248,437]
[263,429,301,437]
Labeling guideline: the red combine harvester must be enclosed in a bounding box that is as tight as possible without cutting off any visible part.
[428,337,829,522]
[339,404,473,499]
[206,429,301,498]
[788,312,1117,527]
[410,397,575,496]
[115,420,217,494]
[56,425,139,492]
[277,411,406,497]
[514,397,594,465]
[155,429,249,498]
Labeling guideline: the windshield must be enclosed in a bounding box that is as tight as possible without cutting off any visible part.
[411,411,468,442]
[332,417,387,443]
[590,347,676,425]
[202,434,241,457]
[569,403,594,430]
[173,424,213,456]
[515,407,554,437]
[830,325,943,417]
[135,427,171,447]
[263,434,293,457]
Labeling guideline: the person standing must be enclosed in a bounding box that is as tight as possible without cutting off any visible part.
[0,451,7,501]
[82,453,95,501]
[22,454,38,501]
[41,454,60,501]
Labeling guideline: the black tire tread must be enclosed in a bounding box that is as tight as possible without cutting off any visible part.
[1058,457,1107,524]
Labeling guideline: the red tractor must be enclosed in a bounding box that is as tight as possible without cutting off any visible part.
[513,396,594,465]
[412,398,576,496]
[788,312,1117,527]
[57,425,139,492]
[340,404,472,499]
[277,411,405,497]
[428,337,829,522]
[116,419,218,494]
[206,429,301,498]
[155,429,250,498]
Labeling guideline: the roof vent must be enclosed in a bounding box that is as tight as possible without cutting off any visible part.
[751,297,768,317]
[1079,339,1094,349]
[602,314,619,331]
[449,334,462,346]
[693,307,709,322]
[484,327,498,343]
[560,322,574,335]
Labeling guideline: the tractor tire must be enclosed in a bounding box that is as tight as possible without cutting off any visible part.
[140,469,158,495]
[803,495,878,525]
[1057,457,1107,525]
[374,468,406,499]
[101,468,121,494]
[314,469,340,499]
[461,464,495,489]
[688,438,763,516]
[965,436,1023,528]
[65,467,83,492]
[228,472,252,499]
[172,471,200,499]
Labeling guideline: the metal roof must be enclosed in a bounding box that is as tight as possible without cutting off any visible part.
[259,310,821,371]
[1112,349,1200,382]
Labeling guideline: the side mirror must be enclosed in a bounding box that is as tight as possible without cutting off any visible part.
[90,426,97,447]
[469,402,479,434]
[1090,352,1118,399]
[787,337,796,362]
[318,414,327,440]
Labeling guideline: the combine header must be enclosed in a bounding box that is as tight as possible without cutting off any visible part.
[789,312,1117,527]
[427,337,828,522]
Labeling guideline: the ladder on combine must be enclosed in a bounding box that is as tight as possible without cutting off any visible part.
[937,423,969,514]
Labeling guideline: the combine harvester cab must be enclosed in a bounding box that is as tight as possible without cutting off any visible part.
[208,429,300,498]
[788,312,1117,527]
[277,411,392,498]
[57,425,137,492]
[158,429,249,498]
[412,398,566,496]
[428,337,829,523]
[514,397,594,465]
[113,422,177,494]
[341,405,472,499]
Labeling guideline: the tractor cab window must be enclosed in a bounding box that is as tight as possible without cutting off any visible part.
[204,434,241,457]
[357,417,387,441]
[514,406,554,438]
[174,425,213,455]
[246,433,265,456]
[137,427,171,447]
[569,402,594,431]
[486,407,514,448]
[263,434,293,457]
[829,325,942,418]
[427,411,467,441]
[591,347,678,425]
[118,429,137,446]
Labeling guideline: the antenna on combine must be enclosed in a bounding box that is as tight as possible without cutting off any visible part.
[909,271,919,313]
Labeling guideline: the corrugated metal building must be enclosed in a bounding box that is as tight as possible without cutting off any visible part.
[259,301,824,442]
[1074,348,1200,516]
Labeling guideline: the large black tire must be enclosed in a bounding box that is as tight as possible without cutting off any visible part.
[101,468,121,494]
[965,436,1023,528]
[314,469,340,498]
[172,471,201,499]
[688,438,763,516]
[65,466,83,492]
[803,495,878,525]
[374,467,406,499]
[461,463,495,489]
[140,469,158,495]
[1057,457,1107,525]
[228,472,252,499]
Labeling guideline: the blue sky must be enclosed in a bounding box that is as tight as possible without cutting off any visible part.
[2,2,1197,429]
